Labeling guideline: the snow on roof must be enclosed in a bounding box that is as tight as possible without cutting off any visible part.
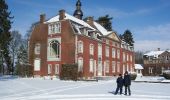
[144,51,164,58]
[135,64,143,70]
[45,13,95,30]
[93,21,111,35]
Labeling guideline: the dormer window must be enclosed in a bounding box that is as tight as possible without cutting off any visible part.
[97,34,102,40]
[48,22,61,34]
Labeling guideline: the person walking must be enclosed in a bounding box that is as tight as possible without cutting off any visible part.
[114,74,124,95]
[124,71,131,96]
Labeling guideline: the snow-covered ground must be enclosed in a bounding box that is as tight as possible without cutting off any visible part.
[0,76,170,100]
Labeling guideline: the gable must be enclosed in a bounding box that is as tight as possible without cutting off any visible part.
[107,32,120,42]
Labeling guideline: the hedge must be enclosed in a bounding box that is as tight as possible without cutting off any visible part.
[60,64,78,81]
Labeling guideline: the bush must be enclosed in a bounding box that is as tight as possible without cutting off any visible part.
[163,70,170,79]
[130,72,137,80]
[60,64,78,81]
[15,63,33,77]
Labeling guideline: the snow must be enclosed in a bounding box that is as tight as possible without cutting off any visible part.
[135,76,165,82]
[46,13,95,30]
[144,51,164,58]
[0,76,170,100]
[93,21,111,35]
[135,64,143,70]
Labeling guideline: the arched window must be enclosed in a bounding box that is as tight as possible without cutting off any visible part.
[49,40,60,58]
[78,41,83,53]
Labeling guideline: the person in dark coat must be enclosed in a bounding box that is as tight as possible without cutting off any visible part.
[123,71,131,96]
[114,74,124,95]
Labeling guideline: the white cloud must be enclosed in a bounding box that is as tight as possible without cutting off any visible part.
[134,23,170,51]
[134,40,170,51]
[135,23,170,38]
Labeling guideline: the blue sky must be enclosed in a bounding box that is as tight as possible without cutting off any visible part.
[6,0,170,51]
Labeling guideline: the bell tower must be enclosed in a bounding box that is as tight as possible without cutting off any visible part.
[73,0,83,20]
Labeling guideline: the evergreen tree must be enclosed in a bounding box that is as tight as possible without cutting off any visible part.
[0,0,13,74]
[135,51,144,64]
[96,15,113,31]
[122,29,134,46]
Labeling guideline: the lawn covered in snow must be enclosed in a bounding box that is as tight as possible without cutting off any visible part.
[0,76,170,100]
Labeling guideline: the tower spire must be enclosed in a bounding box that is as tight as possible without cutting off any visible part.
[73,0,83,20]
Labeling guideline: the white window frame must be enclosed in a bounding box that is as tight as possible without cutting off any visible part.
[49,40,60,58]
[106,39,109,44]
[112,61,116,72]
[48,22,61,34]
[48,64,52,75]
[78,41,83,53]
[117,62,120,72]
[78,57,83,72]
[105,60,109,73]
[34,59,40,71]
[106,46,109,57]
[55,64,59,74]
[89,59,94,72]
[112,48,116,58]
[117,49,120,59]
[149,67,153,74]
[123,52,126,62]
[127,54,129,61]
[89,44,94,55]
[34,43,40,54]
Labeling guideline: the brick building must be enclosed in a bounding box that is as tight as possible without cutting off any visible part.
[143,49,170,76]
[28,0,135,78]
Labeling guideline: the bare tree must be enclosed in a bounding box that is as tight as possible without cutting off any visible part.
[9,30,22,74]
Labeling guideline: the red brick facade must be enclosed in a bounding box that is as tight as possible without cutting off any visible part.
[29,7,134,78]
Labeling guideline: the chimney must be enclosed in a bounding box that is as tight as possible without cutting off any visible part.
[59,9,66,20]
[87,16,94,25]
[158,48,160,51]
[40,14,46,23]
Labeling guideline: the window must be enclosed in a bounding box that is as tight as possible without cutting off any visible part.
[89,59,94,72]
[123,52,126,62]
[149,67,153,74]
[34,59,40,71]
[49,40,60,58]
[123,64,126,74]
[105,60,109,73]
[98,44,102,56]
[55,64,59,74]
[78,58,83,72]
[112,48,116,58]
[127,54,129,61]
[166,56,169,60]
[117,62,120,72]
[130,55,132,62]
[48,22,61,34]
[112,61,116,72]
[78,41,83,53]
[89,44,94,55]
[106,39,109,44]
[34,43,40,54]
[117,49,120,59]
[127,64,129,72]
[48,64,52,74]
[106,46,109,57]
